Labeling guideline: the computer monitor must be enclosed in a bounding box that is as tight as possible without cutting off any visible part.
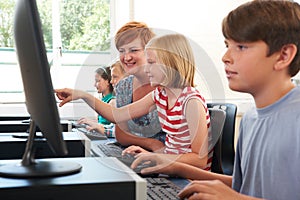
[0,0,82,178]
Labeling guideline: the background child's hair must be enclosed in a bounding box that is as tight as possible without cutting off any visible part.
[222,0,300,77]
[114,21,155,49]
[145,33,196,88]
[110,60,125,75]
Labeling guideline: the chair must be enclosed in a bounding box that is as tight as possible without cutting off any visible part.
[208,103,237,175]
[208,108,226,173]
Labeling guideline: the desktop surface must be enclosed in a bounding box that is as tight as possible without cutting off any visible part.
[0,134,189,199]
[90,139,190,199]
[0,157,146,200]
[0,132,90,159]
[0,116,30,121]
[0,120,72,132]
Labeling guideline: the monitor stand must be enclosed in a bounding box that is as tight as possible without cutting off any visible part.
[0,120,82,178]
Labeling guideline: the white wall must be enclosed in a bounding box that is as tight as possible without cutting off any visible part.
[113,0,253,115]
[6,0,296,119]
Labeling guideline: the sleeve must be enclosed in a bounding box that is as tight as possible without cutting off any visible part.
[231,118,244,191]
[152,87,159,103]
[103,123,115,138]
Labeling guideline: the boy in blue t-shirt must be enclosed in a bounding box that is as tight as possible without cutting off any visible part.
[129,1,300,199]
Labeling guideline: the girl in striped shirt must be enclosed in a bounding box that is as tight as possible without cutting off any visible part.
[123,33,212,170]
[55,33,212,170]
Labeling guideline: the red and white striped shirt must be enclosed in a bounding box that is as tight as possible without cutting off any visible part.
[153,86,213,170]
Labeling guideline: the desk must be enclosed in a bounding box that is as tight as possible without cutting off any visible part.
[0,132,90,159]
[0,116,30,121]
[0,120,72,133]
[0,157,146,199]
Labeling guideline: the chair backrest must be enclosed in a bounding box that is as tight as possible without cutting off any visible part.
[207,103,237,175]
[208,108,226,174]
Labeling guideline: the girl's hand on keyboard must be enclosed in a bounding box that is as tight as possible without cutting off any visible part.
[122,145,148,156]
[131,153,177,175]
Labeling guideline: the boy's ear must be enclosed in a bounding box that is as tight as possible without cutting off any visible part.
[274,44,297,71]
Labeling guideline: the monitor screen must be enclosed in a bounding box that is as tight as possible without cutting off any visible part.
[0,0,81,178]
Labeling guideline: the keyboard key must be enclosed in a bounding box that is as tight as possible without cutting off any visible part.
[146,177,181,200]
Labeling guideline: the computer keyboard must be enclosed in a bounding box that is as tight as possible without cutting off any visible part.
[74,127,107,140]
[146,177,182,200]
[95,142,123,157]
[92,143,186,199]
[92,143,135,167]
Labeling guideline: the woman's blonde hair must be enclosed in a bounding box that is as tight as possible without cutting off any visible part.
[145,33,195,88]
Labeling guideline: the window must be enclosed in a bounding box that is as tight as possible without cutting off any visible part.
[0,0,111,104]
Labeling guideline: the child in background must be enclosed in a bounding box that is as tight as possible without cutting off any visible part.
[130,1,300,200]
[55,33,212,170]
[77,66,116,137]
[110,60,126,88]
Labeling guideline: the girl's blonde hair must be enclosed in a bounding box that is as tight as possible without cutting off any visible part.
[145,33,195,88]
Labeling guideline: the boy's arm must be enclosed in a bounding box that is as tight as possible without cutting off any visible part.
[172,161,232,186]
[178,179,264,200]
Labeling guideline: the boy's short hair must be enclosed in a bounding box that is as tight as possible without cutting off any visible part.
[222,0,300,77]
[114,21,155,49]
[145,34,195,88]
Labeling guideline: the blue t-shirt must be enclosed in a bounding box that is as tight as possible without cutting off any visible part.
[233,86,300,199]
[115,75,162,138]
